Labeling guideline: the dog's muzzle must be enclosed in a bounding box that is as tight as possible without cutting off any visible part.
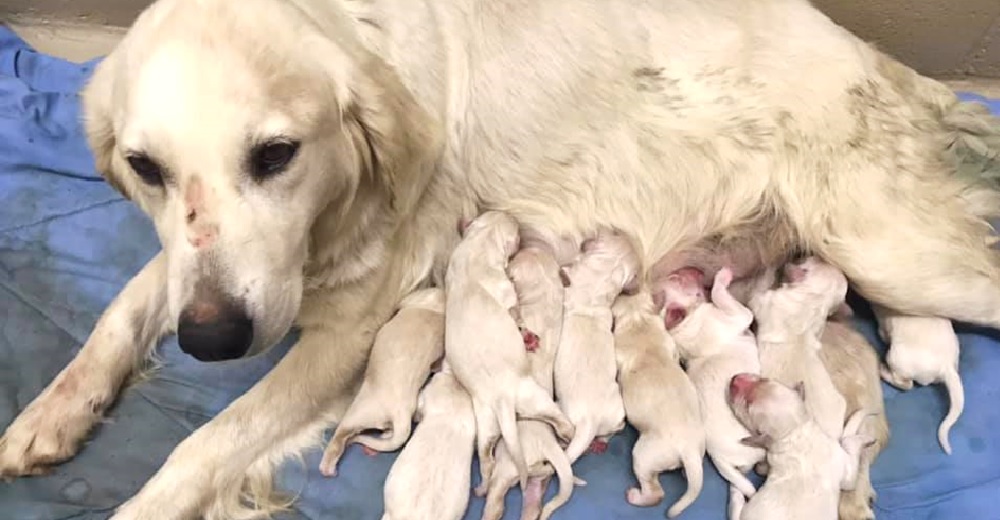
[177,292,254,362]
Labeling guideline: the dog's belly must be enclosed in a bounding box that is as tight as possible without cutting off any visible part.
[442,0,871,267]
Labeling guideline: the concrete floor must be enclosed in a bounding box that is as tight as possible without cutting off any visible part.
[9,21,1000,98]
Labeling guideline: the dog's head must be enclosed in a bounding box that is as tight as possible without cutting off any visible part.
[82,0,440,361]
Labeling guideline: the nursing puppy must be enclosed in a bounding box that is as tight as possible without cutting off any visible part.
[319,287,445,476]
[873,305,963,455]
[666,267,763,501]
[445,211,575,491]
[480,246,574,520]
[820,319,890,520]
[555,230,640,463]
[727,374,873,520]
[748,257,848,439]
[382,363,475,520]
[612,291,705,518]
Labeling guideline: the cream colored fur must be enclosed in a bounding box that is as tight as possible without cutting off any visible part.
[480,246,575,520]
[873,305,964,456]
[319,287,445,476]
[819,320,890,520]
[554,231,639,464]
[2,0,1000,517]
[381,363,476,520]
[749,257,849,439]
[613,291,705,518]
[669,268,764,505]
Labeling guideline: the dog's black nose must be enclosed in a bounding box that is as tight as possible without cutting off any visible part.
[177,297,254,362]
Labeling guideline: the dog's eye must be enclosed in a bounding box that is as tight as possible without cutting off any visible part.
[126,154,164,186]
[251,140,300,180]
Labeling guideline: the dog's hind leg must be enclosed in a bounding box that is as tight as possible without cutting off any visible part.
[801,153,1000,329]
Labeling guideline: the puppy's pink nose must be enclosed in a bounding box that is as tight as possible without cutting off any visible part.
[729,373,760,400]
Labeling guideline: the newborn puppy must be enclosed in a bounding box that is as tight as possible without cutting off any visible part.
[445,211,575,491]
[820,319,890,520]
[666,267,763,501]
[555,230,640,463]
[613,291,705,518]
[873,305,963,455]
[320,287,445,476]
[382,363,476,520]
[748,257,848,439]
[480,246,575,520]
[727,374,873,520]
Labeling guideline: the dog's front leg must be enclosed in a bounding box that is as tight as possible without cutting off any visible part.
[0,253,169,477]
[111,279,394,520]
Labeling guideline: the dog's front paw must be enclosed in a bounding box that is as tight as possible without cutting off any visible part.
[0,395,99,478]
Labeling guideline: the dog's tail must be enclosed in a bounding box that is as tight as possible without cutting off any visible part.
[939,368,966,455]
[497,398,529,489]
[667,446,705,518]
[563,420,596,465]
[539,439,575,520]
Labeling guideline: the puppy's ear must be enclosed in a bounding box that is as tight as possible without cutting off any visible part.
[793,381,806,400]
[740,434,771,448]
[81,53,131,200]
[343,58,442,217]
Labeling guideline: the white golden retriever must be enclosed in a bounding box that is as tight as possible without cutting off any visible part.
[2,0,1000,518]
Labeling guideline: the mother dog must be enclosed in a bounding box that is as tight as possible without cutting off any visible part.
[3,0,1000,518]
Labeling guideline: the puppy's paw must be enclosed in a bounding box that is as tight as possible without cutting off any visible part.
[626,487,663,507]
[714,267,734,288]
[0,393,101,478]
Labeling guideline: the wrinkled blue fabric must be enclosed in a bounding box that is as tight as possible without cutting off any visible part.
[1,24,999,520]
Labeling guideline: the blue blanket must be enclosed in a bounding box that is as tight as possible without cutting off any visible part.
[1,26,999,520]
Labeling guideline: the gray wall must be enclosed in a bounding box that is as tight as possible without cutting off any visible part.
[5,0,1000,77]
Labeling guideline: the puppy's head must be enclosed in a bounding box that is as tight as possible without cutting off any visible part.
[749,256,848,335]
[727,374,809,446]
[82,0,440,361]
[780,256,849,316]
[461,211,521,259]
[657,267,706,330]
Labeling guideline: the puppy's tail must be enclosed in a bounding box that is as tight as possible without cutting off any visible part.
[939,368,965,455]
[563,420,596,465]
[539,440,575,520]
[497,399,529,489]
[667,447,705,518]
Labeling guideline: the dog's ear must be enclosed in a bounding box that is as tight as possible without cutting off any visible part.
[342,57,442,217]
[81,53,131,200]
[740,434,771,448]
